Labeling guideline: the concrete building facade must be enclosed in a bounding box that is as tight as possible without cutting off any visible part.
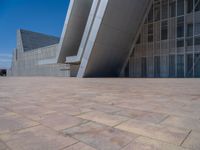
[9,0,200,78]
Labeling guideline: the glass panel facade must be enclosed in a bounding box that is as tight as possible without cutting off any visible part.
[129,0,200,78]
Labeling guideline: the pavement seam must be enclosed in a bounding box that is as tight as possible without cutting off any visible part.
[180,129,192,146]
[157,114,170,124]
[59,141,79,150]
[112,118,131,128]
[0,124,41,136]
[0,137,12,150]
[114,126,189,148]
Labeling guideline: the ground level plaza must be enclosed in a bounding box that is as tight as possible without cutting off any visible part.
[0,77,199,150]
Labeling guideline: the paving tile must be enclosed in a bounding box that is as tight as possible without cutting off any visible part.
[64,122,138,150]
[77,111,128,127]
[0,139,8,150]
[161,116,200,131]
[113,109,147,118]
[0,108,16,117]
[63,142,96,150]
[0,125,77,150]
[116,119,190,145]
[1,78,200,149]
[133,111,168,124]
[38,113,88,131]
[122,136,188,150]
[0,114,39,134]
[10,105,57,121]
[85,103,121,113]
[182,131,200,150]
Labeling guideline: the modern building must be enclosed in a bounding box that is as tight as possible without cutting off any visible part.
[8,0,200,78]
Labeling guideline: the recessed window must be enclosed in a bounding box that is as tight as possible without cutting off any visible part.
[162,0,168,19]
[177,17,184,38]
[177,0,184,16]
[161,21,168,40]
[177,39,184,47]
[148,5,153,23]
[195,36,200,45]
[194,53,200,77]
[186,54,193,77]
[195,0,200,12]
[187,23,194,37]
[169,0,176,17]
[177,55,184,77]
[154,0,160,21]
[195,23,200,35]
[186,0,194,13]
[186,38,193,46]
[148,24,153,42]
[136,35,141,44]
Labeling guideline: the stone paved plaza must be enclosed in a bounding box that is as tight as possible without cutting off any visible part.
[0,77,200,150]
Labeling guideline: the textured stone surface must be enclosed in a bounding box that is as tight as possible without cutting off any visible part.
[182,131,200,150]
[0,139,8,150]
[64,122,138,150]
[78,111,128,127]
[0,114,39,134]
[122,136,188,150]
[63,142,96,150]
[0,126,77,150]
[0,77,200,150]
[116,119,190,145]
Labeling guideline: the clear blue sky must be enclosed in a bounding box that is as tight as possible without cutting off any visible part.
[0,0,70,68]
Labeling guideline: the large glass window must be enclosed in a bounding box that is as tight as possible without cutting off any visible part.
[177,0,184,16]
[194,53,200,77]
[177,17,184,37]
[154,56,160,77]
[141,57,147,77]
[195,23,200,35]
[186,54,193,77]
[186,0,194,13]
[161,21,168,40]
[187,23,194,37]
[169,0,176,17]
[148,5,154,23]
[162,0,169,19]
[177,55,184,77]
[186,38,193,47]
[195,36,200,45]
[148,24,153,42]
[169,55,176,77]
[195,0,200,12]
[154,0,161,21]
[177,39,184,47]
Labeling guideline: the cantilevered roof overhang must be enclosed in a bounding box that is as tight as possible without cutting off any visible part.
[40,0,151,78]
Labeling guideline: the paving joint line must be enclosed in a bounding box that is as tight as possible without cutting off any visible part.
[180,129,192,146]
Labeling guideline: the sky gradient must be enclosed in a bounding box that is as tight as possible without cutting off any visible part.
[0,0,70,68]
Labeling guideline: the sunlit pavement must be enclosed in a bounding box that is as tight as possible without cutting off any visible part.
[0,77,200,150]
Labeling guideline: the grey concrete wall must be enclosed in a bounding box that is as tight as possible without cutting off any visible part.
[9,44,70,77]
